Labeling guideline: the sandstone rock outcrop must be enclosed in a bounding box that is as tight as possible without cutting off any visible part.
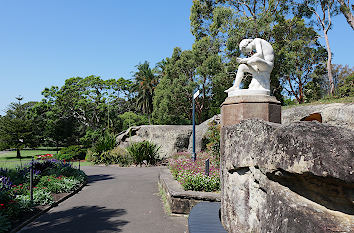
[282,103,354,130]
[116,125,192,158]
[187,114,221,153]
[221,119,354,233]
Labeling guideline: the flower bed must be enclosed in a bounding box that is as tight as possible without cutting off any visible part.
[0,159,86,232]
[36,153,54,160]
[168,152,220,192]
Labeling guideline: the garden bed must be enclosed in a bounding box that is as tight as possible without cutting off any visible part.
[0,159,87,233]
[9,181,86,232]
[158,168,220,215]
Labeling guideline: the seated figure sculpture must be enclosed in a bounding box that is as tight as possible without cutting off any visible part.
[226,38,274,96]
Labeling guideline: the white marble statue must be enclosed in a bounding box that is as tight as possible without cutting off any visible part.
[226,38,274,96]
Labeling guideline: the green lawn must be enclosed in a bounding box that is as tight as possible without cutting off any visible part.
[0,150,58,160]
[0,149,93,169]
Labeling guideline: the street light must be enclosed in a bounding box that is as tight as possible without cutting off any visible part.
[192,89,200,162]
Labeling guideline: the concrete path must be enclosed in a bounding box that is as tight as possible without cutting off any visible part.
[20,166,188,233]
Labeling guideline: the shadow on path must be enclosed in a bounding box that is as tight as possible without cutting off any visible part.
[87,174,115,184]
[21,206,128,233]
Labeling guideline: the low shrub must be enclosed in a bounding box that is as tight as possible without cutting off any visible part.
[337,74,354,97]
[93,132,116,155]
[98,147,132,166]
[169,152,220,192]
[0,159,86,230]
[126,141,160,166]
[0,176,22,220]
[0,212,11,233]
[33,188,53,205]
[204,120,220,160]
[14,195,32,210]
[177,172,220,192]
[37,175,80,193]
[85,149,95,162]
[56,145,86,161]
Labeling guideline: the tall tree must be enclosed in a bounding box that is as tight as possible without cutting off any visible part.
[273,17,327,103]
[0,100,38,158]
[190,0,289,102]
[39,76,132,147]
[152,48,197,124]
[295,0,340,96]
[132,61,158,122]
[337,0,354,29]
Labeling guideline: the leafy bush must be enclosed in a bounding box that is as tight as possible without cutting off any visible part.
[0,159,87,229]
[93,132,116,154]
[96,147,132,166]
[85,149,95,162]
[37,175,80,193]
[33,188,53,205]
[80,129,101,148]
[14,195,32,210]
[0,212,11,233]
[0,176,21,220]
[118,112,149,131]
[337,74,354,97]
[126,141,160,166]
[169,152,220,192]
[204,120,221,160]
[56,145,86,161]
[177,172,220,192]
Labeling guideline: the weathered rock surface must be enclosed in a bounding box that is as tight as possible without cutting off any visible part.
[221,119,354,233]
[282,103,354,130]
[116,125,192,158]
[188,114,221,153]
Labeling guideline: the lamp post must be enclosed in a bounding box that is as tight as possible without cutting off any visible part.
[192,89,200,161]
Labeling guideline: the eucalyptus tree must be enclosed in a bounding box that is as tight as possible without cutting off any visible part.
[190,0,289,101]
[294,0,340,96]
[273,17,327,103]
[337,0,354,29]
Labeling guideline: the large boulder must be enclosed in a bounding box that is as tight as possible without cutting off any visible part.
[221,119,354,233]
[116,125,192,158]
[187,114,221,152]
[282,103,354,130]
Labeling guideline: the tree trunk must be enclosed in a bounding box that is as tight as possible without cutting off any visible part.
[324,31,335,95]
[16,148,21,158]
[337,0,354,30]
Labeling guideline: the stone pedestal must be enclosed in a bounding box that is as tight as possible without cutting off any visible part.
[221,95,281,126]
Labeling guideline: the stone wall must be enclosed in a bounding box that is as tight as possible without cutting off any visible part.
[220,119,354,233]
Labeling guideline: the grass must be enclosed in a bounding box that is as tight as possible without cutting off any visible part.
[158,183,171,215]
[72,161,93,167]
[0,160,93,169]
[282,96,354,110]
[0,160,32,169]
[0,150,58,160]
[0,149,93,168]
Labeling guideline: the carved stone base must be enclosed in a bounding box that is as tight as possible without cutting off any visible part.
[221,95,281,126]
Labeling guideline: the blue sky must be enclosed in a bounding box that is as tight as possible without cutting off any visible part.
[0,0,353,114]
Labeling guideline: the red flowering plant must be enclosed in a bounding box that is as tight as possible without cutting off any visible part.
[36,154,54,160]
[168,152,220,192]
[0,176,21,219]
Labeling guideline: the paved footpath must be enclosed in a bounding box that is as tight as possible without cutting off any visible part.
[20,166,188,233]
